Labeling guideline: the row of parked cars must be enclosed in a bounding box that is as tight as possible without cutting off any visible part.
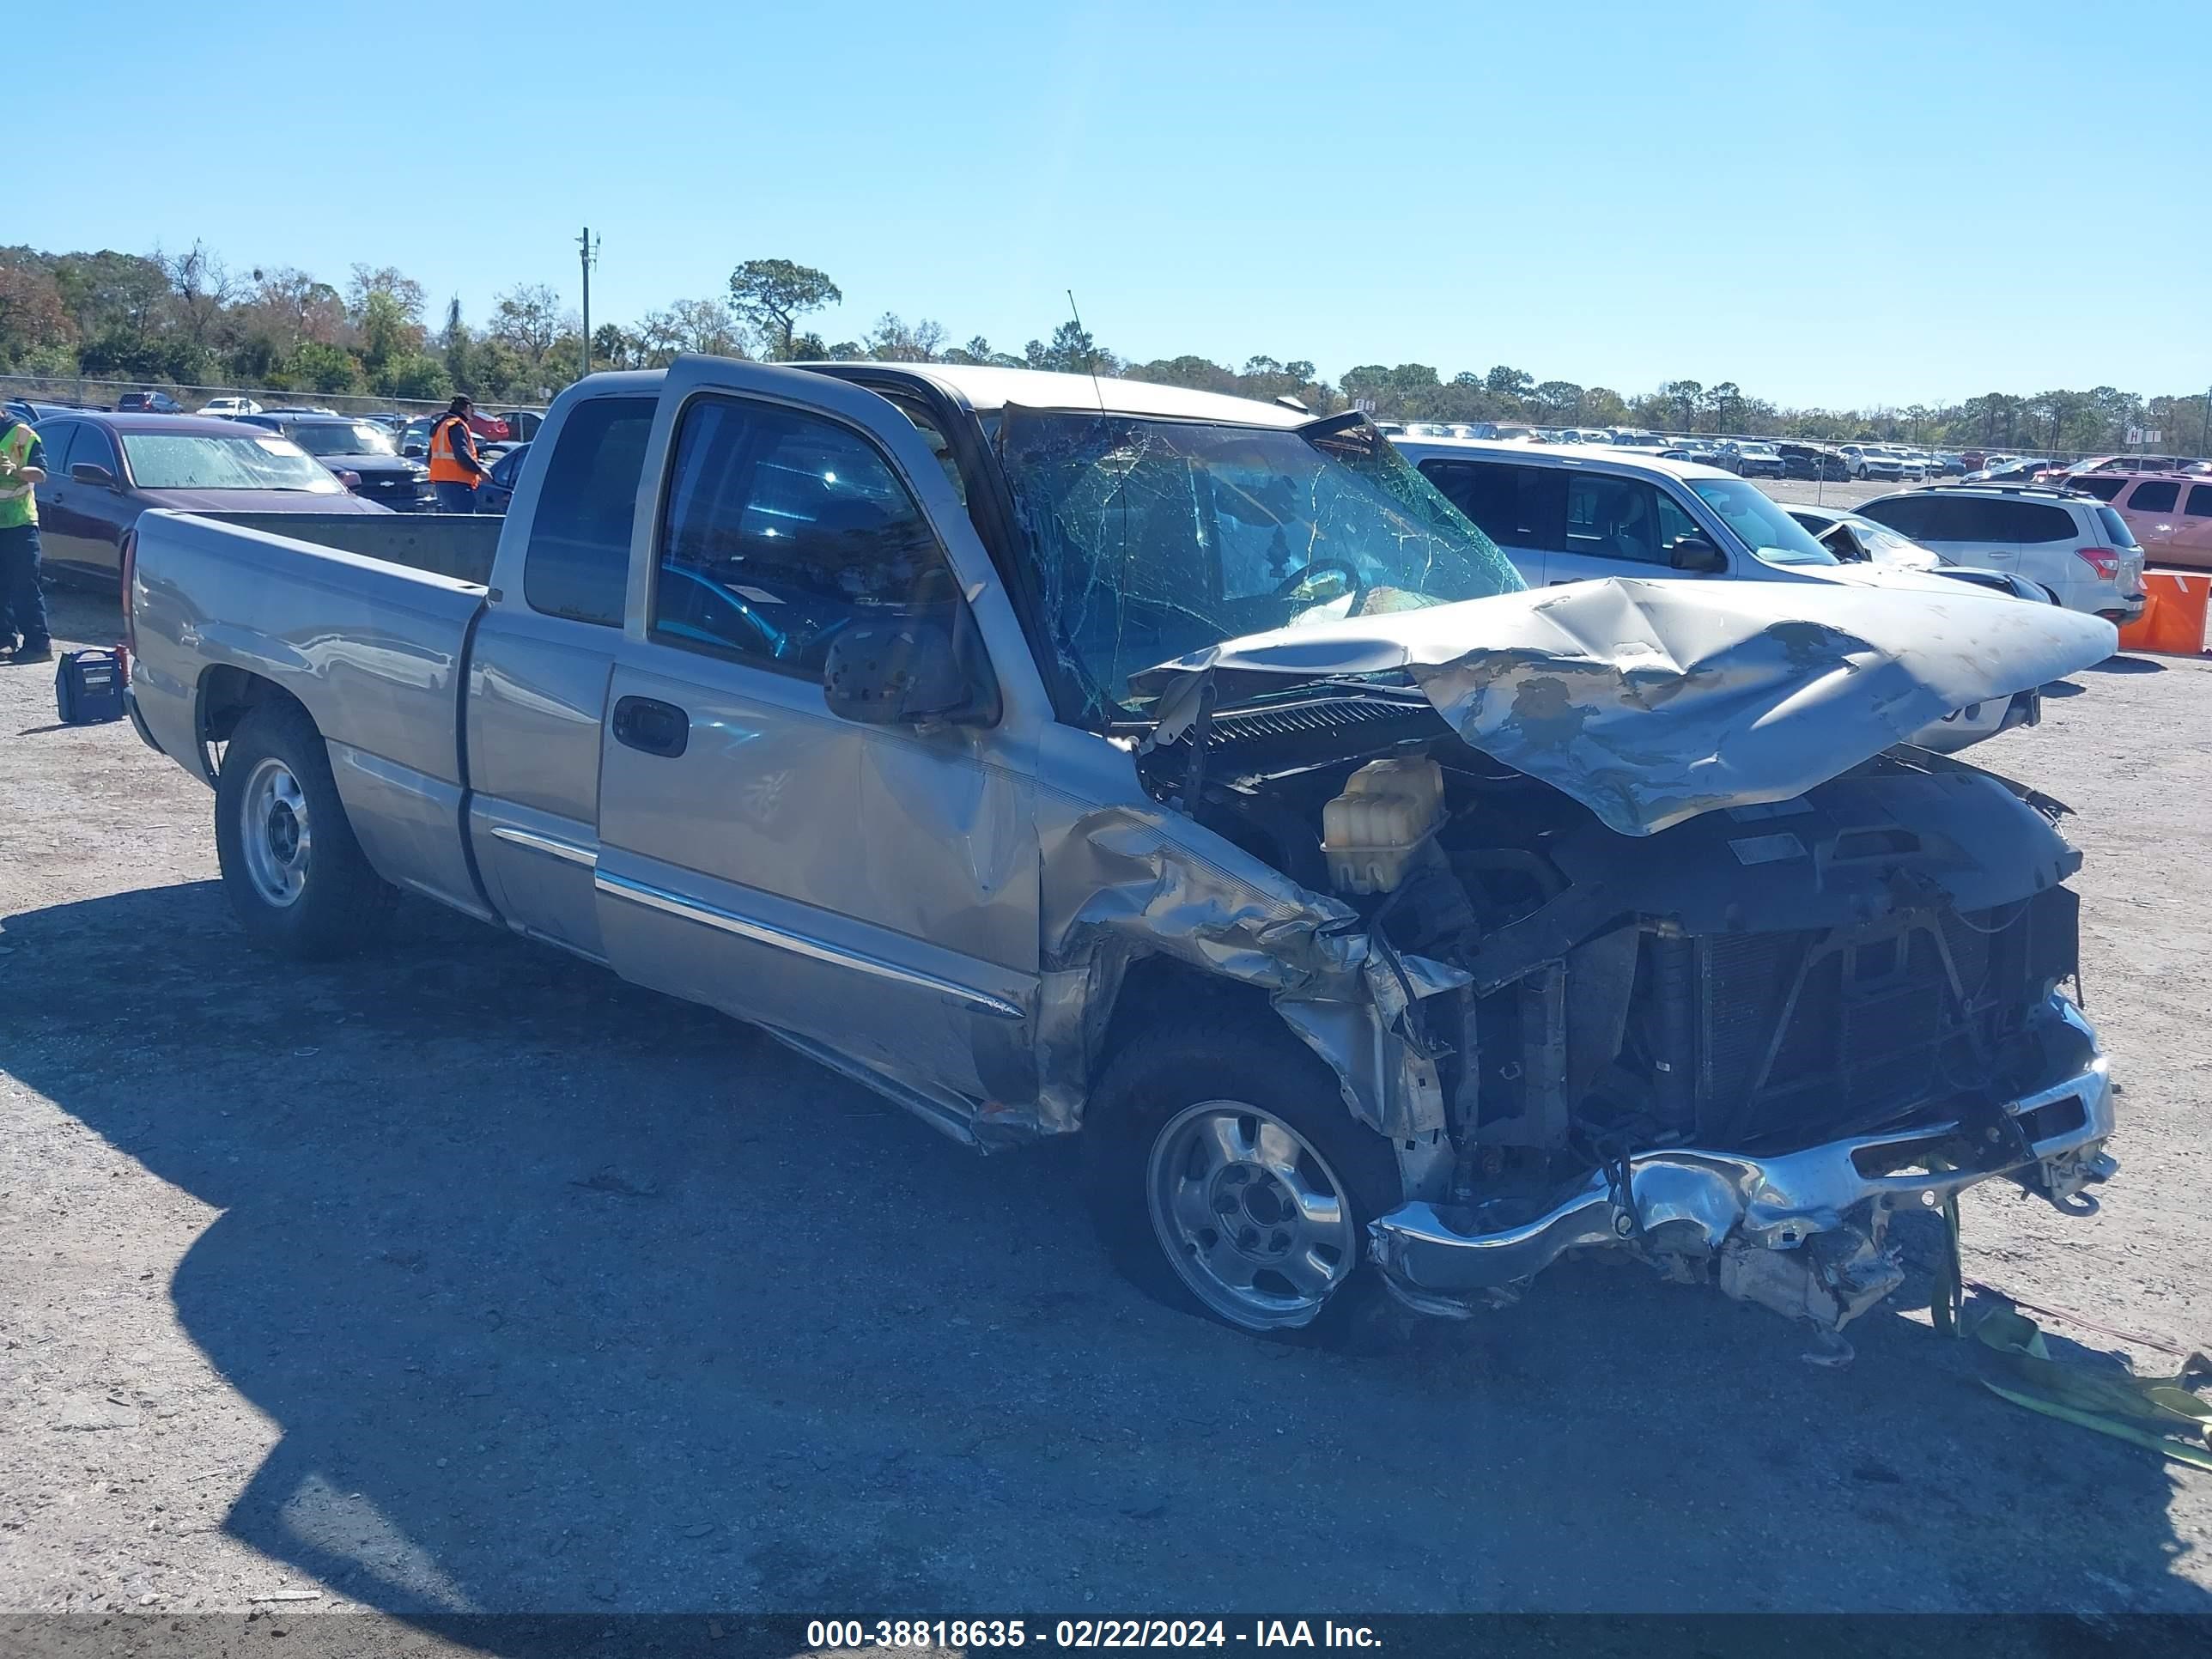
[5,395,545,543]
[6,393,542,517]
[1375,422,1985,483]
[12,402,550,592]
[1929,453,2212,569]
[1389,429,2147,637]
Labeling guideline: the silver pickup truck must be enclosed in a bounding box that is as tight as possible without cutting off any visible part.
[126,356,2122,1346]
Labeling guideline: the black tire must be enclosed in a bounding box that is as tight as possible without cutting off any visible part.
[213,698,395,959]
[1081,1008,1404,1346]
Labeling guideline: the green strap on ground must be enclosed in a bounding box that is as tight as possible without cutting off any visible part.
[1973,1304,2212,1471]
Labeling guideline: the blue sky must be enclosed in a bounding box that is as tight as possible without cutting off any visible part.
[21,1,2209,407]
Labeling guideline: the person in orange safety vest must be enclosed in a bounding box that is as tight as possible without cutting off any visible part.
[428,395,491,513]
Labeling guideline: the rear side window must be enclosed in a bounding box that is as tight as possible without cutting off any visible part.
[521,397,655,627]
[1995,501,2078,544]
[1417,459,1566,551]
[2070,476,2125,501]
[2096,506,2141,549]
[34,421,78,475]
[2187,485,2212,517]
[2124,480,2179,514]
[1858,495,1946,538]
[1861,493,2069,544]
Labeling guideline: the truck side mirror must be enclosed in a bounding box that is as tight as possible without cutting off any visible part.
[822,605,1000,728]
[1669,535,1728,574]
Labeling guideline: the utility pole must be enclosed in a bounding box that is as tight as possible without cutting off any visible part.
[577,227,601,381]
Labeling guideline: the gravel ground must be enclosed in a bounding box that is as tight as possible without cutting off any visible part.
[4,583,2212,1638]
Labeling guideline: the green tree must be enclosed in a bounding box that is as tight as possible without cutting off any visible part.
[1583,387,1629,426]
[726,258,842,360]
[1533,380,1585,421]
[346,264,427,327]
[592,323,638,368]
[359,289,418,372]
[1024,319,1109,374]
[637,297,748,364]
[441,297,472,397]
[286,340,362,392]
[1484,365,1534,401]
[489,283,568,368]
[941,335,1022,368]
[866,313,945,362]
[0,258,72,370]
[374,351,451,400]
[1658,380,1704,428]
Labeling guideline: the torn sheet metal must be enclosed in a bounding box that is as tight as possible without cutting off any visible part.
[1132,577,2119,836]
[1031,799,1457,1140]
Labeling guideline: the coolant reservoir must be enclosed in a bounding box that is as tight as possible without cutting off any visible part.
[1322,757,1444,896]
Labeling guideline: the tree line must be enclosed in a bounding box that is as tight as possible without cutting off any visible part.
[2,241,2203,453]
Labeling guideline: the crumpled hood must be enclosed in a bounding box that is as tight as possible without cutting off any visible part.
[1131,576,2116,836]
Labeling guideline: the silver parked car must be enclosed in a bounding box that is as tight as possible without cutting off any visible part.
[124,359,2121,1346]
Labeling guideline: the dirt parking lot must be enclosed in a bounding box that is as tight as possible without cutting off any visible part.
[3,585,2212,1634]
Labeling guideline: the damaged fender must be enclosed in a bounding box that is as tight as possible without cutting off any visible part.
[1033,798,1463,1143]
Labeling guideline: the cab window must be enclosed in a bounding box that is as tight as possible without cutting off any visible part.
[651,395,960,683]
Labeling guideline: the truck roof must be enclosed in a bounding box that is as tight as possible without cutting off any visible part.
[791,362,1310,428]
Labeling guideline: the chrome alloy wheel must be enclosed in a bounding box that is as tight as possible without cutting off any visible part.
[1146,1100,1360,1329]
[239,756,312,908]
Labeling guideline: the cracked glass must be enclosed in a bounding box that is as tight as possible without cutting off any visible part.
[995,408,1524,718]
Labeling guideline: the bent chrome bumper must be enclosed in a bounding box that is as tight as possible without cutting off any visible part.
[1370,997,2113,1313]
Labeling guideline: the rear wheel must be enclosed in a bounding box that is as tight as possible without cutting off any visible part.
[1082,1012,1403,1343]
[214,700,395,958]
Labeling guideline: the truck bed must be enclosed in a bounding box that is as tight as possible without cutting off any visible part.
[128,508,501,920]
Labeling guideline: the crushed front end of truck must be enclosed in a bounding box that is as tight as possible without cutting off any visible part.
[1095,579,2120,1336]
[999,402,2120,1339]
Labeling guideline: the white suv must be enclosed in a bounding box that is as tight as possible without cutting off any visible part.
[1855,486,2147,623]
[1389,436,2050,750]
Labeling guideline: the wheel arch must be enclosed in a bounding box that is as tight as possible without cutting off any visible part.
[197,666,313,777]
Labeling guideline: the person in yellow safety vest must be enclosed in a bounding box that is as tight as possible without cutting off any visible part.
[428,395,491,514]
[0,413,52,664]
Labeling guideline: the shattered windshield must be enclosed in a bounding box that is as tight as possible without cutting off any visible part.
[995,407,1524,716]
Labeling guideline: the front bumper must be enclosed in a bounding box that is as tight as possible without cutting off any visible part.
[1370,995,2112,1321]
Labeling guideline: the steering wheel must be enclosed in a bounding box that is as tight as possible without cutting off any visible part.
[1272,557,1369,616]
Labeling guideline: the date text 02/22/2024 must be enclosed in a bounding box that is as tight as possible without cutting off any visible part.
[805,1620,1385,1649]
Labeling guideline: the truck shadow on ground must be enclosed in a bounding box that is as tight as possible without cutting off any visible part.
[3,878,2205,1630]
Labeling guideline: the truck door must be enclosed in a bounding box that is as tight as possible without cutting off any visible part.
[592,360,1043,1110]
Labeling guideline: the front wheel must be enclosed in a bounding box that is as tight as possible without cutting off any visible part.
[1082,1012,1403,1342]
[214,699,395,958]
